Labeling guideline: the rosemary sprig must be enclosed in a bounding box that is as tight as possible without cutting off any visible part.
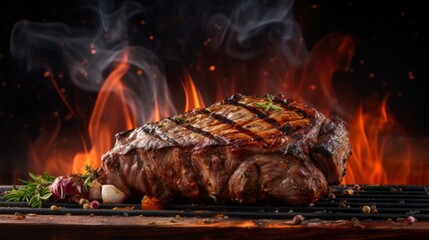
[81,164,99,192]
[3,173,55,208]
[254,94,283,112]
[173,116,187,124]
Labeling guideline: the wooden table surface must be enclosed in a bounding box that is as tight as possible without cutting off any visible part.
[1,213,429,240]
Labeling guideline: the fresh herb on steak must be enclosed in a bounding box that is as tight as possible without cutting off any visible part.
[173,116,187,124]
[254,94,283,112]
[3,173,55,208]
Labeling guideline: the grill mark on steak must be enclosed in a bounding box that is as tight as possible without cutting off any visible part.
[172,120,227,145]
[141,125,179,145]
[272,96,312,119]
[198,109,268,146]
[224,95,280,127]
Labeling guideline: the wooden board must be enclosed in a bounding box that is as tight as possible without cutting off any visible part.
[1,214,429,240]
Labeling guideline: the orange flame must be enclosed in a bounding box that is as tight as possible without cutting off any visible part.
[343,95,412,184]
[181,70,205,111]
[72,50,136,173]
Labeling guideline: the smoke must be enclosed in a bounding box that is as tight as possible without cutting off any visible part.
[10,1,176,124]
[10,0,308,111]
[206,0,306,62]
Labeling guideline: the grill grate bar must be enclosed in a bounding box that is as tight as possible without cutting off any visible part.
[1,185,429,220]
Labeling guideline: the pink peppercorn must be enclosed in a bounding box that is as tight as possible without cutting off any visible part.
[292,215,304,225]
[90,200,100,209]
[407,216,416,224]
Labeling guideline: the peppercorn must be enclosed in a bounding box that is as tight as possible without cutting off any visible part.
[343,188,354,195]
[407,216,416,224]
[362,205,371,214]
[351,217,360,228]
[90,200,100,209]
[83,203,90,209]
[292,215,304,225]
[79,198,89,205]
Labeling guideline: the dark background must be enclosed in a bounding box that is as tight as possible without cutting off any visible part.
[0,0,427,183]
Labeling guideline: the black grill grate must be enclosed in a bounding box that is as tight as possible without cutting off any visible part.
[1,185,429,220]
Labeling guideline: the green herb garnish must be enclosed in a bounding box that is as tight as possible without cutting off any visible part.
[3,173,55,208]
[81,164,99,193]
[173,116,187,124]
[254,94,283,112]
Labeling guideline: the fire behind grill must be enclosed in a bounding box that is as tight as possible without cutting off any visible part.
[1,185,429,221]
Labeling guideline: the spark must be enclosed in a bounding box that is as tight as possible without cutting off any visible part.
[408,71,415,80]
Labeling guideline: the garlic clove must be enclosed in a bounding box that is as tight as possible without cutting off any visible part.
[89,180,102,200]
[101,185,126,204]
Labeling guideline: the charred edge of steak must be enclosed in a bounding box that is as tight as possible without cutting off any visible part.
[310,116,351,185]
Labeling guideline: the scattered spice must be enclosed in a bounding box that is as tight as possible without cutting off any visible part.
[79,198,89,205]
[407,216,416,224]
[339,200,348,208]
[351,217,360,228]
[90,200,100,209]
[50,205,58,211]
[343,188,354,195]
[203,219,214,224]
[27,213,37,217]
[292,215,304,225]
[141,195,165,210]
[370,205,378,214]
[113,206,134,210]
[14,213,26,220]
[362,205,371,214]
[83,203,90,209]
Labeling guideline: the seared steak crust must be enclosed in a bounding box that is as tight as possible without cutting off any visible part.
[100,94,351,205]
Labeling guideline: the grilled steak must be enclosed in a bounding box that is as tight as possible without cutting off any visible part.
[99,93,351,205]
